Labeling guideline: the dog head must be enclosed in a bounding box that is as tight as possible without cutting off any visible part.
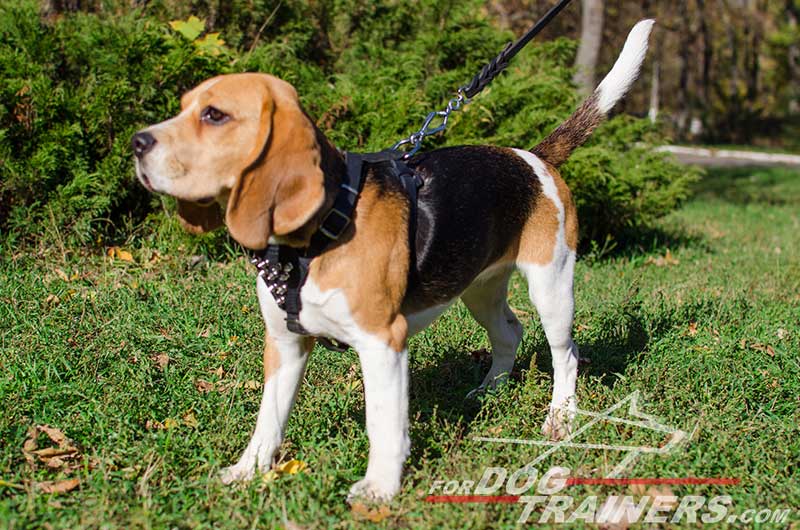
[132,73,325,249]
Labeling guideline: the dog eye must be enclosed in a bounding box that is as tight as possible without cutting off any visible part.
[201,106,230,125]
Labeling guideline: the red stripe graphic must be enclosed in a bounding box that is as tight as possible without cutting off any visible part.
[566,478,741,486]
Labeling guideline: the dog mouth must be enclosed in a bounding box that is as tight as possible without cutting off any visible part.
[138,172,154,192]
[195,196,216,206]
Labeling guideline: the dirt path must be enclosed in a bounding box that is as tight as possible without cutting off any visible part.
[656,145,800,168]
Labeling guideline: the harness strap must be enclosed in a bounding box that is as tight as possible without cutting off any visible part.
[250,150,421,351]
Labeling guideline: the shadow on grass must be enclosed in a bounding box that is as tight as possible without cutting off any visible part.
[407,295,714,458]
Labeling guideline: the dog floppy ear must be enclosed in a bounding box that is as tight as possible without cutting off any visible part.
[225,76,325,250]
[176,200,224,234]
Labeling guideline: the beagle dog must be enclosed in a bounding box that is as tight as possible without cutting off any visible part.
[133,21,654,501]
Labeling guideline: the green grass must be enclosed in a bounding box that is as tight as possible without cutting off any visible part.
[1,166,799,528]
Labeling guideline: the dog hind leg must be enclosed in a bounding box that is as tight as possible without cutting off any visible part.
[518,253,579,440]
[461,269,524,398]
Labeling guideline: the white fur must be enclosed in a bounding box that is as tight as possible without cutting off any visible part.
[223,276,410,501]
[512,150,580,438]
[595,19,655,114]
[220,279,310,484]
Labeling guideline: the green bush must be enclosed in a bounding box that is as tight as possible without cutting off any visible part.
[0,0,697,249]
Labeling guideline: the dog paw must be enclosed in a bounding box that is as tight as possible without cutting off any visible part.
[347,477,399,504]
[219,464,255,485]
[466,373,511,400]
[541,399,577,440]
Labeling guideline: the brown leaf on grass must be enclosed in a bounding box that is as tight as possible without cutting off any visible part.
[686,321,698,337]
[22,427,38,466]
[350,502,391,523]
[182,412,199,428]
[195,380,215,393]
[44,294,60,306]
[39,426,67,445]
[750,342,776,357]
[211,366,224,378]
[244,380,261,390]
[510,306,531,317]
[35,478,81,494]
[107,246,134,263]
[23,426,80,471]
[197,328,210,338]
[645,249,680,267]
[153,354,169,369]
[145,419,164,430]
[54,268,69,281]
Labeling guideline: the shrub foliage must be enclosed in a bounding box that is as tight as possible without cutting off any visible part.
[0,0,697,248]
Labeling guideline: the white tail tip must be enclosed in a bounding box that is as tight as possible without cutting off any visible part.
[595,19,655,114]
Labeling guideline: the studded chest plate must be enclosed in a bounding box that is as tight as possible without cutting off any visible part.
[250,254,294,308]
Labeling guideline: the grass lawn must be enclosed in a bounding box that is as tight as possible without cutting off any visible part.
[1,166,798,528]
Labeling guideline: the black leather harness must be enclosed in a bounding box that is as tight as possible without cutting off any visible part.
[249,150,422,351]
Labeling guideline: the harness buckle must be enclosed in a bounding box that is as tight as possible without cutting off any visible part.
[319,207,351,240]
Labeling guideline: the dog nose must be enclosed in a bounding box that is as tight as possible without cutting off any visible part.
[132,132,157,158]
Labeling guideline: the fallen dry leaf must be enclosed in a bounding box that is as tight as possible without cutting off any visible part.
[275,459,307,475]
[686,321,698,337]
[54,268,69,281]
[645,249,680,267]
[195,380,215,393]
[244,380,261,390]
[211,366,224,378]
[351,502,391,523]
[487,425,503,435]
[750,343,776,357]
[182,412,198,428]
[154,354,169,369]
[22,425,81,471]
[39,425,67,445]
[35,478,81,494]
[107,246,134,263]
[44,294,60,306]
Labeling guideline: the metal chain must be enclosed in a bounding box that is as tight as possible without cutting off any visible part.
[391,88,468,158]
[389,0,575,159]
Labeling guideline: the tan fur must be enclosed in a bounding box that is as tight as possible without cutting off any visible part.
[263,333,315,381]
[548,164,579,251]
[517,194,560,265]
[310,181,411,352]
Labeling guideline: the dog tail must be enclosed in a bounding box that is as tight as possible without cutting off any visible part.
[532,19,655,167]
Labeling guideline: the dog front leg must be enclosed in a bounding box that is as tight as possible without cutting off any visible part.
[220,334,313,484]
[348,332,410,502]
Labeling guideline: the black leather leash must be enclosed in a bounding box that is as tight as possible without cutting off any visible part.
[250,150,422,352]
[460,0,575,99]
